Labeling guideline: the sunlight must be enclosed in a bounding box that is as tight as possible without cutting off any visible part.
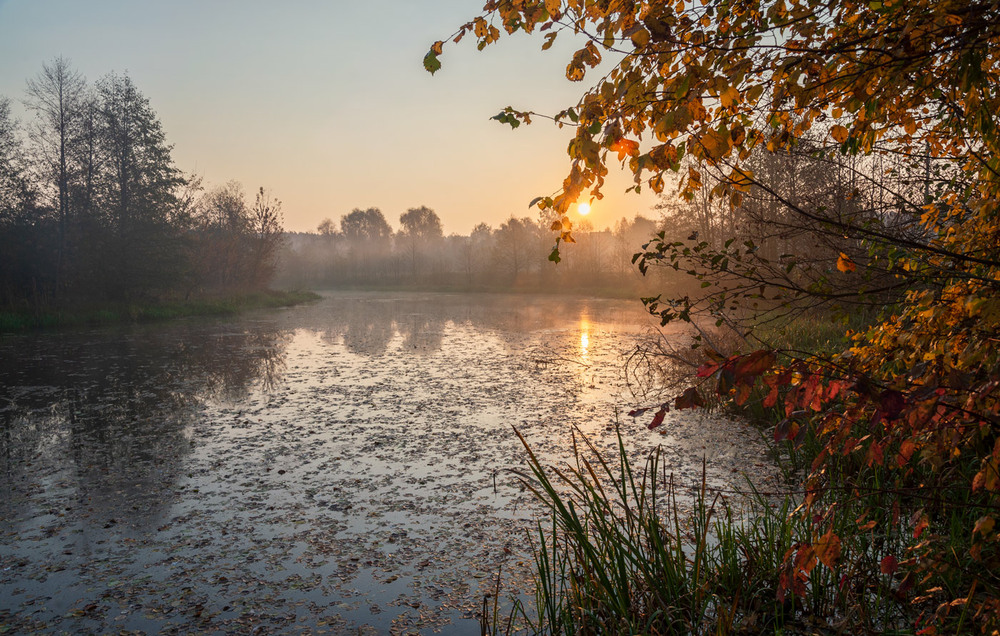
[577,202,591,216]
[579,317,591,364]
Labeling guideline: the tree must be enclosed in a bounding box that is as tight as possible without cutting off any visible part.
[317,217,336,236]
[432,0,1000,630]
[24,57,86,293]
[196,181,249,289]
[398,205,443,277]
[247,187,283,288]
[493,216,544,281]
[339,207,392,242]
[95,71,184,298]
[340,207,392,282]
[0,96,48,305]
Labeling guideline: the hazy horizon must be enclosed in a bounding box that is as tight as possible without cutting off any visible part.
[0,0,660,234]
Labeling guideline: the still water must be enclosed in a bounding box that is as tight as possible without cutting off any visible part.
[0,292,773,634]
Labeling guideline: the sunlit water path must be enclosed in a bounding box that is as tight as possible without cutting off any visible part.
[0,292,776,634]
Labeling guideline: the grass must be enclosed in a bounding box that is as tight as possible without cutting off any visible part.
[0,289,320,332]
[746,306,885,357]
[483,425,918,635]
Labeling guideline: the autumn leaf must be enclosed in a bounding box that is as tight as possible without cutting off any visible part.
[830,125,850,143]
[696,361,720,377]
[973,516,995,537]
[837,252,856,272]
[423,50,442,75]
[733,350,777,378]
[880,555,899,575]
[610,138,639,161]
[813,530,842,568]
[675,387,705,409]
[648,407,667,429]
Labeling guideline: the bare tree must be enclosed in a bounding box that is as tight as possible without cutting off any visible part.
[24,57,86,293]
[248,187,283,288]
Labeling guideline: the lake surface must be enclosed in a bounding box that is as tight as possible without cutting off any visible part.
[0,292,776,634]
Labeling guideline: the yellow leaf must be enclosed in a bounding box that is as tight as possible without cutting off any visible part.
[720,86,739,108]
[831,125,849,143]
[973,516,995,537]
[837,252,856,272]
[630,27,650,48]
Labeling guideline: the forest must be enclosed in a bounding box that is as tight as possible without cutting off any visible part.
[0,59,284,311]
[276,207,665,293]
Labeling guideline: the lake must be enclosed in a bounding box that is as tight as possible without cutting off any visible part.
[0,292,776,634]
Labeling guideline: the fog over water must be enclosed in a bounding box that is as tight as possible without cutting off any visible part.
[0,292,776,633]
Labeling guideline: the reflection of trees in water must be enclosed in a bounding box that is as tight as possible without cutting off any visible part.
[318,296,447,356]
[0,323,288,530]
[303,294,650,362]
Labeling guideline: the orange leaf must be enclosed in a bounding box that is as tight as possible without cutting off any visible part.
[831,125,849,143]
[813,530,842,568]
[837,252,856,272]
[610,138,639,161]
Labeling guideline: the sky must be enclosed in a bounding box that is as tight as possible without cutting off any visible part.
[0,0,659,234]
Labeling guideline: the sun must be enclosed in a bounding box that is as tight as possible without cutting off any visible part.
[578,202,591,215]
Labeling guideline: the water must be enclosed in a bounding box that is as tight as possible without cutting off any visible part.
[0,292,775,634]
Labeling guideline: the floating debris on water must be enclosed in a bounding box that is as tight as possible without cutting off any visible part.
[0,292,780,633]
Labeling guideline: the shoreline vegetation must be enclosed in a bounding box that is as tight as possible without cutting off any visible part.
[0,289,320,332]
[0,283,649,334]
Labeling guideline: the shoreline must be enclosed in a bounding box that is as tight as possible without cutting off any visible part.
[0,289,321,333]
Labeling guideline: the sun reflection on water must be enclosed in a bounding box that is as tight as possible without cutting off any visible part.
[579,317,591,364]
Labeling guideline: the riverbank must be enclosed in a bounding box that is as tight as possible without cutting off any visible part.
[300,282,653,300]
[0,289,320,332]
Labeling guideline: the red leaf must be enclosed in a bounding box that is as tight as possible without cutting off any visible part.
[763,385,780,408]
[734,383,752,405]
[675,387,705,410]
[879,390,906,420]
[734,349,777,378]
[880,555,898,575]
[696,361,720,378]
[774,418,799,442]
[648,407,667,430]
[826,380,844,401]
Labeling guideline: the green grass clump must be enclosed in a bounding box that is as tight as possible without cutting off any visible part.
[484,428,915,635]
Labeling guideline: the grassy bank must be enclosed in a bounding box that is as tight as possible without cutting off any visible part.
[487,426,918,635]
[0,289,320,332]
[485,306,994,635]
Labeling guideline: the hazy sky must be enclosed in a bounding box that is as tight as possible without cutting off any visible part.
[0,0,659,234]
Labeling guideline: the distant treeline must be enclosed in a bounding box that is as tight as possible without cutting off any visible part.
[275,206,671,294]
[0,58,283,309]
